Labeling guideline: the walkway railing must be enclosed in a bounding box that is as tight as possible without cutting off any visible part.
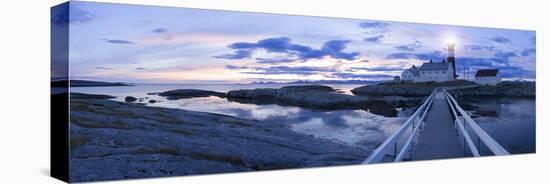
[363,88,509,164]
[442,88,510,156]
[363,89,437,164]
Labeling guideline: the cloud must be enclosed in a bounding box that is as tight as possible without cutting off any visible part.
[95,67,112,70]
[321,40,360,60]
[256,57,295,64]
[359,21,389,30]
[494,51,517,61]
[488,36,510,43]
[386,49,532,78]
[225,65,249,70]
[364,35,384,43]
[458,59,533,78]
[385,51,445,61]
[464,44,495,51]
[521,48,536,57]
[332,72,394,79]
[241,66,336,75]
[226,64,334,76]
[496,66,535,78]
[394,40,423,51]
[455,57,496,68]
[350,66,406,72]
[103,39,136,44]
[213,49,252,59]
[51,3,95,26]
[215,37,359,61]
[152,28,173,40]
[153,28,169,33]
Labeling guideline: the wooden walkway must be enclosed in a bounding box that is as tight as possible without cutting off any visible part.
[363,88,509,164]
[412,91,464,161]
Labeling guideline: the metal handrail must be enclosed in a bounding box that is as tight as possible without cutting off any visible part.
[442,89,509,156]
[395,93,434,161]
[363,89,437,164]
[443,92,480,157]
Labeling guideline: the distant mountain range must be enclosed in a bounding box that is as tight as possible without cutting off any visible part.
[251,80,383,85]
[51,80,131,87]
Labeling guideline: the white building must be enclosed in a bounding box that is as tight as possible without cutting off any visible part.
[475,69,500,85]
[401,65,420,81]
[399,43,457,83]
[401,60,455,82]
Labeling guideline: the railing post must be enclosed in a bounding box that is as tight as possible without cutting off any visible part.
[477,136,481,155]
[455,117,460,135]
[463,137,467,156]
[410,143,414,160]
[394,142,398,156]
[456,117,463,137]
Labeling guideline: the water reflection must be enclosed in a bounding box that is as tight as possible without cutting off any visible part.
[69,84,536,155]
[151,96,406,150]
[70,84,407,151]
[463,97,536,154]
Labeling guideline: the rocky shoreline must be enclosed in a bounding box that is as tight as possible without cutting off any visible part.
[351,80,535,98]
[351,80,536,116]
[69,93,369,182]
[153,85,398,117]
[451,81,535,98]
[52,80,131,87]
[226,85,397,117]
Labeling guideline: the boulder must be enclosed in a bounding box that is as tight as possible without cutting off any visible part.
[125,96,137,102]
[158,89,226,100]
[70,93,116,100]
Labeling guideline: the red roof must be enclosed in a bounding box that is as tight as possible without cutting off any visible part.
[475,69,499,77]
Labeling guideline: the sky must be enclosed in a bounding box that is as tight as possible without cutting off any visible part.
[51,1,536,83]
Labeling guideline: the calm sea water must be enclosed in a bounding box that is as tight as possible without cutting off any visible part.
[70,83,407,151]
[70,84,535,154]
[465,97,536,154]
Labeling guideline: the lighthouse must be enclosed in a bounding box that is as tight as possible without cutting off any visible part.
[400,43,459,82]
[447,43,457,79]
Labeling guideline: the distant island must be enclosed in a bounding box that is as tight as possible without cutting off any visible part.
[51,80,131,87]
[250,80,382,85]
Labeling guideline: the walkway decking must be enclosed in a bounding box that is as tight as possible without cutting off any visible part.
[363,88,509,164]
[412,91,463,160]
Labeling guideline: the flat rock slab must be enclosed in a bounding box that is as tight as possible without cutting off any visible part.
[68,93,369,182]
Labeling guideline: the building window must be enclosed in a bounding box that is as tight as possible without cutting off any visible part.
[442,71,446,74]
[435,71,439,74]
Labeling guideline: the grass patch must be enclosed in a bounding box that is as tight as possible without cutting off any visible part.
[71,116,131,130]
[111,108,138,118]
[110,119,131,129]
[134,147,180,155]
[152,112,181,124]
[217,117,251,127]
[70,101,95,112]
[70,136,88,149]
[71,117,106,129]
[190,152,248,167]
[170,128,193,136]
